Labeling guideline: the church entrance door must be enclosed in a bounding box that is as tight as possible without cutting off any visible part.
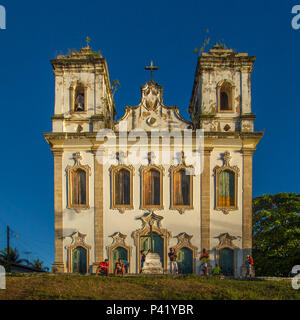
[219,248,234,276]
[72,246,87,274]
[141,232,164,266]
[112,247,128,270]
[177,247,193,274]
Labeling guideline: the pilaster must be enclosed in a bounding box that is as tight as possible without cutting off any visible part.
[241,148,254,276]
[52,148,65,273]
[92,147,104,273]
[201,147,213,254]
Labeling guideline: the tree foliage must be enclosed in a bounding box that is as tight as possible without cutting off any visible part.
[0,247,29,272]
[30,258,49,272]
[253,193,300,276]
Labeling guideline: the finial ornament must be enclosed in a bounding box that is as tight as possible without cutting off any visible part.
[223,151,232,166]
[74,152,82,165]
[85,36,91,47]
[145,61,159,82]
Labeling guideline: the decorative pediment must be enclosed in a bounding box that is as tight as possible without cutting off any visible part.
[141,81,163,111]
[114,76,192,132]
[68,231,91,250]
[213,151,240,176]
[215,233,238,249]
[66,152,91,175]
[140,211,164,230]
[132,211,172,247]
[175,232,193,246]
[110,232,127,245]
[139,164,165,176]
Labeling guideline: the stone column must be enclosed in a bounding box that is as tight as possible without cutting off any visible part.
[52,149,65,273]
[92,147,104,273]
[201,147,212,272]
[241,149,254,277]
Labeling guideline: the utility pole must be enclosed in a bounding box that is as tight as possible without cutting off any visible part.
[6,226,10,272]
[7,226,10,254]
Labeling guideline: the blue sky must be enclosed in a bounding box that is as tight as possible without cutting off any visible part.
[0,0,299,269]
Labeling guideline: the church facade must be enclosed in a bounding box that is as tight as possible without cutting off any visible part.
[44,44,263,277]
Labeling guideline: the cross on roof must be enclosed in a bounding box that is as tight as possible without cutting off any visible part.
[145,61,159,82]
[85,36,91,47]
[74,152,82,164]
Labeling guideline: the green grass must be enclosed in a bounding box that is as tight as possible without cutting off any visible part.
[0,274,299,300]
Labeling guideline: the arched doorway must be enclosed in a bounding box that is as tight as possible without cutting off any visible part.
[177,247,193,274]
[219,248,234,276]
[112,246,128,270]
[140,232,164,266]
[72,246,87,274]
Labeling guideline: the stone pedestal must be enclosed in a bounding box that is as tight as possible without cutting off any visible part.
[52,263,65,274]
[142,253,163,274]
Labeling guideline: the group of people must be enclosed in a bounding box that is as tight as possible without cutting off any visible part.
[95,258,129,277]
[95,248,254,277]
[166,247,254,277]
[165,247,210,275]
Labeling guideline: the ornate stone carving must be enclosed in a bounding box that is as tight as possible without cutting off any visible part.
[141,81,162,111]
[110,232,127,245]
[70,231,89,246]
[216,233,237,248]
[140,211,164,230]
[175,232,193,246]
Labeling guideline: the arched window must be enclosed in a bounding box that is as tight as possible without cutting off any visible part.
[173,169,191,206]
[214,151,239,214]
[144,169,160,206]
[67,154,90,210]
[218,81,234,112]
[218,170,235,207]
[141,166,164,209]
[71,169,87,205]
[115,169,131,205]
[111,165,133,212]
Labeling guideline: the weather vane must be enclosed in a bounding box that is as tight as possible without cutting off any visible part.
[145,61,159,82]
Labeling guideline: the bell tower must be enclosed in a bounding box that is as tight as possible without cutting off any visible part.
[50,43,116,133]
[189,44,256,133]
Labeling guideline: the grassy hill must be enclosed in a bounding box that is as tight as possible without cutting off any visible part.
[0,274,299,300]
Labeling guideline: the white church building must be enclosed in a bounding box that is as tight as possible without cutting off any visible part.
[44,43,263,277]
